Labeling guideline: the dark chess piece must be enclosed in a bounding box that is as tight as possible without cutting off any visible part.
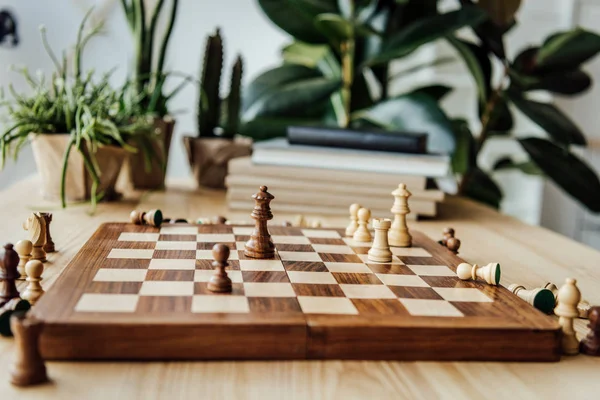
[440,227,455,246]
[0,299,31,337]
[580,306,600,356]
[212,215,227,224]
[144,210,163,227]
[207,244,232,293]
[244,186,275,259]
[10,313,48,387]
[171,218,188,224]
[39,213,55,253]
[446,237,461,254]
[0,243,20,308]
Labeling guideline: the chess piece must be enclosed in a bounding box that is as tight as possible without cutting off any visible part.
[368,218,393,263]
[440,227,455,246]
[0,243,21,308]
[207,244,232,293]
[580,306,600,356]
[15,240,32,279]
[0,298,31,337]
[545,282,591,319]
[212,215,227,224]
[345,203,361,237]
[23,213,47,263]
[310,219,322,228]
[22,261,44,306]
[446,237,461,254]
[353,208,372,242]
[389,184,412,247]
[456,262,501,285]
[10,314,48,387]
[171,218,188,224]
[294,215,306,228]
[143,209,163,227]
[130,210,145,225]
[39,213,55,253]
[244,186,276,259]
[508,284,555,314]
[554,278,581,355]
[281,221,292,227]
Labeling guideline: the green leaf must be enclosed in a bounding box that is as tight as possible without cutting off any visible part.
[493,157,543,175]
[258,0,338,44]
[537,29,600,71]
[525,70,592,96]
[239,117,324,141]
[451,119,475,174]
[352,92,456,154]
[314,13,354,41]
[484,97,514,132]
[242,77,342,120]
[507,91,586,146]
[447,37,489,105]
[282,42,342,77]
[411,85,453,102]
[365,6,487,66]
[520,137,600,212]
[476,0,522,27]
[459,0,506,59]
[243,65,322,112]
[463,168,503,209]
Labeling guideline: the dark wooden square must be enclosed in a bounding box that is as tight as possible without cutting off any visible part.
[112,241,156,250]
[283,261,328,272]
[420,276,465,288]
[100,259,151,269]
[292,283,345,297]
[389,286,443,300]
[234,235,251,242]
[248,297,302,313]
[275,244,314,252]
[145,270,195,281]
[308,238,346,245]
[268,226,303,235]
[319,253,362,263]
[196,260,240,270]
[350,246,370,254]
[242,271,290,283]
[153,250,196,259]
[366,264,415,275]
[398,256,440,265]
[332,273,383,285]
[194,282,245,295]
[197,225,232,233]
[158,234,197,242]
[238,251,280,261]
[84,282,143,294]
[452,301,509,318]
[352,299,411,316]
[197,242,236,250]
[136,296,192,313]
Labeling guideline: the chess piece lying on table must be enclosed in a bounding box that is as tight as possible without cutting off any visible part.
[10,313,48,387]
[456,262,501,285]
[23,213,47,263]
[555,278,581,355]
[508,284,555,314]
[439,228,461,254]
[207,244,232,293]
[545,282,591,319]
[130,210,163,227]
[580,306,600,356]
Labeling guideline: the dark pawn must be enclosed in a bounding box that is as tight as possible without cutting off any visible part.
[207,244,232,293]
[446,237,461,254]
[581,307,600,356]
[212,215,227,224]
[244,186,275,259]
[440,227,455,246]
[10,314,48,387]
[40,213,55,253]
[0,243,20,308]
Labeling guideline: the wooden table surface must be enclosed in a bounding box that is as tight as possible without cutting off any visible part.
[1,176,599,400]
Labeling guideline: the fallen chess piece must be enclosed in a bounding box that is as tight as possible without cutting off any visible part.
[438,228,461,254]
[130,209,163,227]
[508,284,555,314]
[456,262,501,285]
[0,299,31,337]
[10,313,48,387]
[555,278,581,355]
[439,227,455,246]
[580,306,600,356]
[544,282,591,319]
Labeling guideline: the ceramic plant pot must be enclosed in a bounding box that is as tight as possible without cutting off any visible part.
[183,136,252,189]
[127,116,176,190]
[30,134,128,202]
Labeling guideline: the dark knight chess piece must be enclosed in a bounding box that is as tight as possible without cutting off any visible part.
[244,186,275,259]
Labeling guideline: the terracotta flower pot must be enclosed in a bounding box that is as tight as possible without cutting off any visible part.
[183,136,252,189]
[30,134,128,202]
[127,116,175,190]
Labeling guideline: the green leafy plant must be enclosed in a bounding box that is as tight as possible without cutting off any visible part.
[448,0,600,211]
[241,0,488,150]
[198,28,244,138]
[0,11,152,211]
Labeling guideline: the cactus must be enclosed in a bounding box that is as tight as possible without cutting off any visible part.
[197,28,243,139]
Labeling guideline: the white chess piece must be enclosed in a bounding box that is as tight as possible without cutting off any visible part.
[554,278,581,355]
[368,218,393,263]
[353,208,372,242]
[345,203,361,237]
[14,240,33,280]
[456,262,501,285]
[389,184,412,247]
[22,260,45,306]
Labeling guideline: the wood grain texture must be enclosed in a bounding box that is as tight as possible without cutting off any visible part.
[1,176,600,399]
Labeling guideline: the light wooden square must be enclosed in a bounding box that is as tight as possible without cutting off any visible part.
[118,233,160,242]
[399,299,464,317]
[272,235,311,244]
[340,284,396,299]
[311,244,354,254]
[278,251,322,262]
[324,262,371,273]
[391,247,432,257]
[75,294,139,313]
[139,281,194,296]
[197,250,239,260]
[376,274,429,287]
[159,226,198,235]
[93,269,147,282]
[243,283,296,297]
[232,227,254,235]
[343,238,372,247]
[297,296,358,315]
[287,271,336,284]
[236,242,246,250]
[434,288,493,302]
[197,234,236,242]
[301,229,341,238]
[107,249,155,259]
[239,260,284,271]
[407,265,455,276]
[358,254,403,265]
[194,270,243,283]
[192,295,250,313]
[155,241,197,250]
[149,259,196,270]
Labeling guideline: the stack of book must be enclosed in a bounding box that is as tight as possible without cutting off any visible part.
[226,128,450,219]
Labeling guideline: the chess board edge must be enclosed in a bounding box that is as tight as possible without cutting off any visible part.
[31,222,562,362]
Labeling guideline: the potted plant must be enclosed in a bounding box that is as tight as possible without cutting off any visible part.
[120,0,182,190]
[183,28,251,189]
[0,12,153,211]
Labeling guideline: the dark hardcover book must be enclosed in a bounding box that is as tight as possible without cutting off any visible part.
[287,126,427,154]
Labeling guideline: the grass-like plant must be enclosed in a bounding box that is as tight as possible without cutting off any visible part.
[0,10,153,211]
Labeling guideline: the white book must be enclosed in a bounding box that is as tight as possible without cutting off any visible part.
[251,138,450,178]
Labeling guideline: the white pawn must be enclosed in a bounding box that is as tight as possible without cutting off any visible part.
[345,203,362,237]
[14,240,33,280]
[389,184,412,247]
[456,262,501,285]
[22,260,45,306]
[353,208,372,242]
[554,278,581,355]
[368,218,392,263]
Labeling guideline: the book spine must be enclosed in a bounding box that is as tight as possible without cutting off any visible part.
[287,126,427,154]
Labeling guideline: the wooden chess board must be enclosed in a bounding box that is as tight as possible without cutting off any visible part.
[32,223,561,361]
